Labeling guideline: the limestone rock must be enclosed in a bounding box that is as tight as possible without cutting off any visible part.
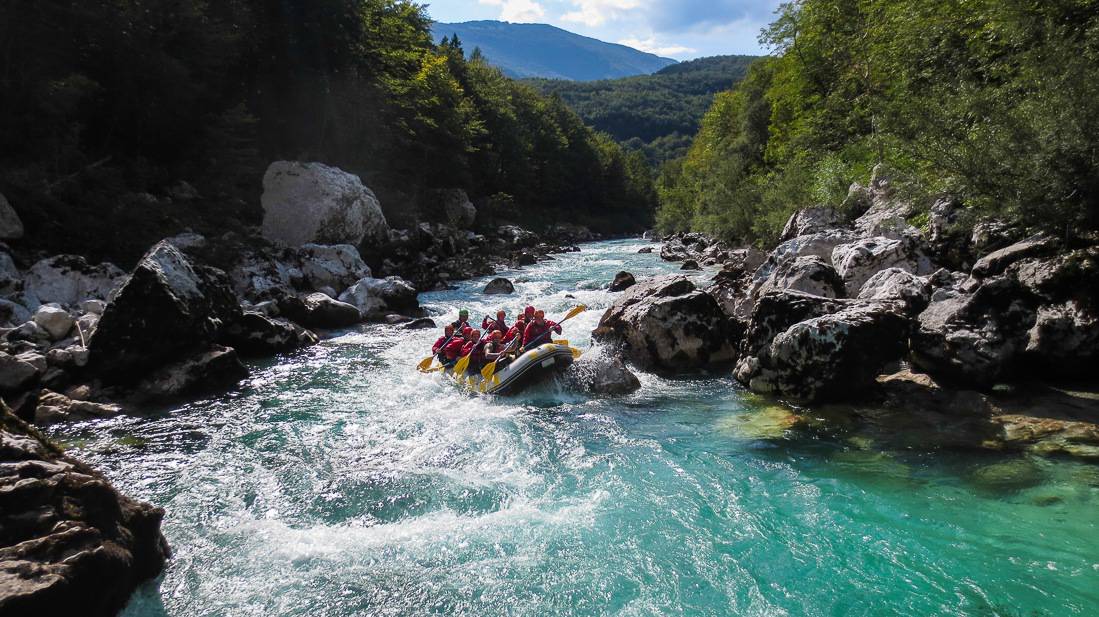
[290,293,363,329]
[484,278,516,295]
[1024,301,1099,376]
[87,241,240,381]
[832,236,935,296]
[592,275,738,372]
[339,276,419,316]
[972,234,1058,279]
[0,352,42,391]
[609,271,636,292]
[0,299,32,327]
[680,259,701,271]
[0,402,168,616]
[735,300,909,402]
[0,192,23,240]
[496,225,539,249]
[442,189,477,228]
[260,161,389,247]
[33,390,122,425]
[32,305,74,341]
[722,248,767,279]
[780,207,845,241]
[22,256,125,309]
[564,351,641,395]
[298,244,371,293]
[222,312,318,356]
[857,268,931,316]
[136,345,248,401]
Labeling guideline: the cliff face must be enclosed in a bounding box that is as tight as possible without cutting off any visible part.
[0,403,169,617]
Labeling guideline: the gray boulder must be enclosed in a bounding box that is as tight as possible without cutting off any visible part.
[442,189,477,228]
[780,207,845,241]
[298,244,371,293]
[564,351,641,395]
[33,390,122,425]
[0,299,32,327]
[260,161,389,247]
[339,276,419,316]
[87,241,240,380]
[22,255,125,309]
[735,300,910,402]
[722,248,767,279]
[832,236,936,295]
[484,278,515,295]
[680,259,701,271]
[1024,301,1099,376]
[972,234,1059,279]
[32,304,74,341]
[497,225,539,249]
[136,345,248,402]
[222,312,319,356]
[592,275,738,372]
[0,351,42,391]
[0,192,24,240]
[292,293,363,328]
[857,268,931,316]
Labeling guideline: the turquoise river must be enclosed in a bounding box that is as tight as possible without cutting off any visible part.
[53,240,1098,616]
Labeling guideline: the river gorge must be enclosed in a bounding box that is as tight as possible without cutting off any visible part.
[46,239,1098,616]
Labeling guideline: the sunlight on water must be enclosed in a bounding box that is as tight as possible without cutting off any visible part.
[53,240,1099,617]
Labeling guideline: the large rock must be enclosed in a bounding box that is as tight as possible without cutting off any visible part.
[0,192,23,240]
[338,276,418,315]
[832,236,935,296]
[496,225,539,249]
[735,291,853,373]
[972,234,1058,279]
[298,244,371,293]
[857,268,931,316]
[0,403,168,615]
[136,345,249,401]
[564,351,641,395]
[729,254,847,321]
[722,248,767,279]
[780,207,844,241]
[755,230,855,283]
[1024,301,1099,376]
[736,300,909,402]
[222,312,319,356]
[911,276,1036,386]
[88,241,240,381]
[609,271,636,292]
[0,299,31,328]
[22,256,125,309]
[0,352,42,391]
[442,189,477,229]
[289,293,362,329]
[33,390,122,425]
[592,275,738,372]
[260,161,389,247]
[483,278,515,295]
[31,305,74,341]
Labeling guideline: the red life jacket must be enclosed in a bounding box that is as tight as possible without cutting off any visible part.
[522,320,560,347]
[442,338,465,361]
[432,336,450,354]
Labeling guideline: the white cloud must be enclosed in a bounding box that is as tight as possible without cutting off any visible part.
[617,36,696,57]
[561,0,641,27]
[479,0,545,22]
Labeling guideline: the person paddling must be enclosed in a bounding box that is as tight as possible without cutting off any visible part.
[432,325,455,360]
[450,309,471,331]
[482,310,509,335]
[460,329,487,373]
[482,330,511,369]
[441,328,468,367]
[521,309,562,351]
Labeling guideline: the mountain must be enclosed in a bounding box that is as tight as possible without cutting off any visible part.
[527,55,758,164]
[431,20,677,81]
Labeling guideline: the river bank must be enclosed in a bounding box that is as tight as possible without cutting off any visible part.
[42,239,1099,616]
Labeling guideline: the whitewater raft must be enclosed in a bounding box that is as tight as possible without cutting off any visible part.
[448,343,577,395]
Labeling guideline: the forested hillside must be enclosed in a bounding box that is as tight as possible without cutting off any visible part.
[432,20,676,81]
[529,56,756,163]
[658,0,1099,245]
[0,1,655,265]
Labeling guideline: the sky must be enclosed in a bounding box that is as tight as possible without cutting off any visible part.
[424,0,783,60]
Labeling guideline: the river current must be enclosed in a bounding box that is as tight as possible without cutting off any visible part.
[54,240,1098,616]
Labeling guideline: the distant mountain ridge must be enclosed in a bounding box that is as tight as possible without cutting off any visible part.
[431,20,677,81]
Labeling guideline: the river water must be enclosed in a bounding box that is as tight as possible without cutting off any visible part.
[54,240,1098,616]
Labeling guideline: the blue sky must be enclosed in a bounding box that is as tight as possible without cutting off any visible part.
[424,0,783,60]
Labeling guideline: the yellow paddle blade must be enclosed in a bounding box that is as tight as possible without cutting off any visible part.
[417,356,434,371]
[563,305,587,322]
[569,347,582,359]
[553,339,570,346]
[480,361,497,380]
[453,354,470,376]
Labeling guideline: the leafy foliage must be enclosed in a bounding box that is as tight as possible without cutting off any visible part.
[658,0,1099,245]
[528,56,757,164]
[0,0,655,264]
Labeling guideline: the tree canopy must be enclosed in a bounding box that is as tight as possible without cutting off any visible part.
[657,0,1099,245]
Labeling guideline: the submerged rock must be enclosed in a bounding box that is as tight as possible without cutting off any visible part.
[483,278,515,295]
[593,275,738,372]
[137,344,249,401]
[0,403,169,615]
[564,351,641,396]
[609,271,636,292]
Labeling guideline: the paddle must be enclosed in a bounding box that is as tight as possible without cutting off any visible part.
[418,331,457,372]
[480,305,587,381]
